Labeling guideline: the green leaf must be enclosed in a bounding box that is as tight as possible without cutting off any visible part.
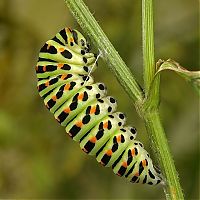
[156,59,200,95]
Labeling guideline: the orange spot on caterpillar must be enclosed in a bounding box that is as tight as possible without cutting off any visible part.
[76,121,83,128]
[90,106,96,114]
[35,65,38,71]
[64,107,71,113]
[57,63,64,68]
[45,81,49,86]
[122,161,128,168]
[142,159,147,167]
[70,37,74,43]
[61,74,67,80]
[131,149,135,156]
[78,93,84,101]
[106,149,113,156]
[135,172,139,177]
[103,121,108,129]
[52,95,57,101]
[58,47,65,52]
[43,65,46,72]
[117,135,121,143]
[90,136,97,143]
[64,83,71,91]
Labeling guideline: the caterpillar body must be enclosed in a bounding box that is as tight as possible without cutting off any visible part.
[36,27,162,185]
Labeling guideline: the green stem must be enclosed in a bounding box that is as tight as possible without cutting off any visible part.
[64,0,144,104]
[142,0,184,199]
[142,0,160,108]
[143,111,184,200]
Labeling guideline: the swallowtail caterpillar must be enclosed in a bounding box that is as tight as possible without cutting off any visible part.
[35,27,162,185]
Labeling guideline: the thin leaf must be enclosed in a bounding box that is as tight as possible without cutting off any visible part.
[156,59,200,94]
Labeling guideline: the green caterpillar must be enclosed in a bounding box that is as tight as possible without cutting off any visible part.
[35,27,162,185]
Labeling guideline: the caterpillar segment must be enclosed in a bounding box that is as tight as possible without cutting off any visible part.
[36,27,162,185]
[66,96,118,141]
[80,112,127,156]
[54,83,107,126]
[95,126,137,166]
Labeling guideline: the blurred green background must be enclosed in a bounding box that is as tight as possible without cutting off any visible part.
[0,0,199,199]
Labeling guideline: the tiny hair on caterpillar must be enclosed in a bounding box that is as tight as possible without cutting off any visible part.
[35,27,162,185]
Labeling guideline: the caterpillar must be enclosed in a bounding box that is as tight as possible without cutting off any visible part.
[35,27,162,185]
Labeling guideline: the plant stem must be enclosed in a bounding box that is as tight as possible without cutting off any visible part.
[144,111,184,200]
[142,0,184,199]
[64,0,144,104]
[142,0,159,108]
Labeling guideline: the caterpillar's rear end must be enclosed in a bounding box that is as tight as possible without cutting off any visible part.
[36,27,162,185]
